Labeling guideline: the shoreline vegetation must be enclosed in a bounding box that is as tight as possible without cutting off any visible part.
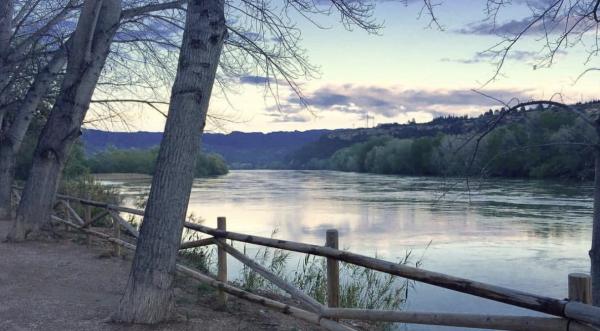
[290,107,596,181]
[79,104,599,182]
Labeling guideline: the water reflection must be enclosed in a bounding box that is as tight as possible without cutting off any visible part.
[100,170,593,330]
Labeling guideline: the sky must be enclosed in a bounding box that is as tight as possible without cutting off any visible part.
[87,0,600,133]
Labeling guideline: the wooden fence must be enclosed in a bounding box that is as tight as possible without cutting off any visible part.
[19,189,600,331]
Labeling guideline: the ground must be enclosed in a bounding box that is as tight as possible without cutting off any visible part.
[0,220,326,331]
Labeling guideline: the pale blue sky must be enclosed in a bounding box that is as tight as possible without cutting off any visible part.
[90,1,599,133]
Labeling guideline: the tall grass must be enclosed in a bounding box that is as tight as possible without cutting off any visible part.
[57,175,121,227]
[179,214,216,274]
[228,240,423,330]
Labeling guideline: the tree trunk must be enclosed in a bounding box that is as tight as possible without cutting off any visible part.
[6,0,122,241]
[114,0,226,323]
[591,149,600,305]
[0,50,66,221]
[0,143,15,219]
[0,0,13,119]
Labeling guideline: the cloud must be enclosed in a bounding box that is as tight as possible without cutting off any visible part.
[239,75,273,85]
[457,18,549,36]
[457,9,587,37]
[441,50,543,64]
[266,112,312,123]
[277,84,533,118]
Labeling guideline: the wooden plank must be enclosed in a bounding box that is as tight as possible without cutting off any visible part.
[57,194,145,216]
[569,273,592,304]
[81,210,109,228]
[180,237,215,249]
[321,308,598,331]
[109,211,139,238]
[176,265,356,331]
[217,217,227,307]
[326,229,340,311]
[63,201,84,225]
[564,301,600,328]
[216,240,324,314]
[112,215,121,256]
[51,216,135,250]
[183,222,576,320]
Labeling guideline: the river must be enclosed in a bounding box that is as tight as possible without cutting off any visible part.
[99,170,593,330]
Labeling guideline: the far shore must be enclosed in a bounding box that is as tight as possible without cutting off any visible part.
[92,173,152,182]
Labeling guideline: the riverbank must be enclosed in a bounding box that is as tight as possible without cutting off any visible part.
[0,220,325,331]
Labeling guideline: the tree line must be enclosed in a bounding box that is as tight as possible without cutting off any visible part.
[86,147,228,177]
[301,109,596,180]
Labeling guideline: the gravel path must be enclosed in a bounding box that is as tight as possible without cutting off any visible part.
[0,220,323,331]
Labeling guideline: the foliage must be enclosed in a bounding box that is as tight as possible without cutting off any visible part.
[87,146,229,177]
[301,109,596,180]
[179,216,216,274]
[56,175,122,227]
[15,120,89,181]
[230,235,422,330]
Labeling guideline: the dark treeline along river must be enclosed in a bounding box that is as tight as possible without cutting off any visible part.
[98,170,593,331]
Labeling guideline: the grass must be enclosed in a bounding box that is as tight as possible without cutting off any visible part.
[179,215,216,274]
[175,228,426,330]
[57,175,122,227]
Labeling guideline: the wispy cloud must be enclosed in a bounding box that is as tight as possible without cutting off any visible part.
[265,84,534,123]
[239,75,273,85]
[441,50,556,64]
[457,18,549,36]
[266,112,312,123]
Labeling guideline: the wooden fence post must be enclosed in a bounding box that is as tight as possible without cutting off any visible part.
[63,203,70,231]
[84,203,92,247]
[113,216,121,257]
[217,216,228,307]
[326,229,340,314]
[569,273,592,304]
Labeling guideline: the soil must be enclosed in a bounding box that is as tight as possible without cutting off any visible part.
[0,220,327,331]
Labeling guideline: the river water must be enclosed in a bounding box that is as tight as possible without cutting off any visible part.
[101,170,593,330]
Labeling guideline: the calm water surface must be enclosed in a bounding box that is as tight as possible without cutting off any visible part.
[103,170,593,330]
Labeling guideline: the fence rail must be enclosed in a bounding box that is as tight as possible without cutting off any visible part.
[16,188,600,331]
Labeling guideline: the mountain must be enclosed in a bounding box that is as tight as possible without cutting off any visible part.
[82,129,331,169]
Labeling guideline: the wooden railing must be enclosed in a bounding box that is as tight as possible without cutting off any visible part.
[19,189,600,331]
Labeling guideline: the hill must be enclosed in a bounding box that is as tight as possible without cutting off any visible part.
[82,101,600,175]
[82,129,331,169]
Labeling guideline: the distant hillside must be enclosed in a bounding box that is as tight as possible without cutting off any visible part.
[287,101,600,168]
[83,101,600,171]
[82,129,331,169]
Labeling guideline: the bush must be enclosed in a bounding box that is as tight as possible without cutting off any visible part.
[57,175,122,227]
[87,147,229,177]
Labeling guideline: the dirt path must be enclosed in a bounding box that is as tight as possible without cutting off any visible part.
[0,221,323,331]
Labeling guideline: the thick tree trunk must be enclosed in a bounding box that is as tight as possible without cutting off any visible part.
[0,0,13,215]
[0,0,13,118]
[0,143,15,219]
[6,0,121,241]
[0,1,12,56]
[0,51,66,221]
[591,149,600,305]
[114,0,226,323]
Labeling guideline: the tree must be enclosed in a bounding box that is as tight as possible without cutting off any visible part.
[114,0,226,322]
[3,0,189,237]
[114,0,381,323]
[7,0,123,240]
[0,1,78,219]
